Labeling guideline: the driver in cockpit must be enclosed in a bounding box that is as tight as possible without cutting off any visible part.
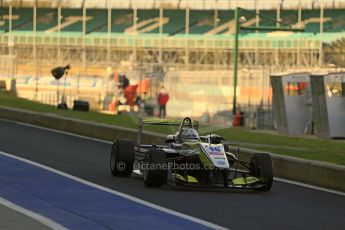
[180,128,200,143]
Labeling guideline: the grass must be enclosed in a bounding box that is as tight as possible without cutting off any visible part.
[1,91,345,166]
[0,92,176,134]
[212,128,345,166]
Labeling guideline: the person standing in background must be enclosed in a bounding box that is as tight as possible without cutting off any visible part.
[118,72,129,90]
[157,86,169,119]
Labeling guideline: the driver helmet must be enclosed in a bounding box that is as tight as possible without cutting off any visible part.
[181,128,200,142]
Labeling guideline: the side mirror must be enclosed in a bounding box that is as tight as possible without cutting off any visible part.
[209,134,225,144]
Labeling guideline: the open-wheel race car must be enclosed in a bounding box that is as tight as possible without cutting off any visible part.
[110,117,273,191]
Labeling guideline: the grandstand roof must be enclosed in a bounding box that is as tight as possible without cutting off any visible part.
[2,5,345,35]
[2,0,345,10]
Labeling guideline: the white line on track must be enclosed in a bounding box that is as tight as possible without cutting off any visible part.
[0,150,227,230]
[11,120,345,197]
[274,177,345,196]
[4,118,345,194]
[0,197,68,230]
[11,120,112,145]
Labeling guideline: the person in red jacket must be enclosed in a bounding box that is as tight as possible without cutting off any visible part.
[157,86,169,119]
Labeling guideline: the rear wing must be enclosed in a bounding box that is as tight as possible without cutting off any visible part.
[137,118,199,146]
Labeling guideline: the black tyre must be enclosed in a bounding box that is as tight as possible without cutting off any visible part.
[250,153,273,191]
[143,149,167,187]
[110,139,134,177]
[224,144,230,153]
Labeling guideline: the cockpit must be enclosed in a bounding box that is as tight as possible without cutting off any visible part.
[180,128,200,142]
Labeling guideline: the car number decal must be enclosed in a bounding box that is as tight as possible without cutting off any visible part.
[207,147,224,155]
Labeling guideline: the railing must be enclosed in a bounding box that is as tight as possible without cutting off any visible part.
[0,31,340,50]
[2,0,345,10]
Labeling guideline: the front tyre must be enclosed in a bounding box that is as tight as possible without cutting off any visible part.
[224,144,230,153]
[250,153,273,191]
[143,149,167,187]
[110,139,134,177]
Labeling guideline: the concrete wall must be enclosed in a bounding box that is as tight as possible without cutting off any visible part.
[229,146,345,192]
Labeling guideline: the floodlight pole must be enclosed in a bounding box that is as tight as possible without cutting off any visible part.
[62,70,68,104]
[231,7,304,115]
[232,7,240,115]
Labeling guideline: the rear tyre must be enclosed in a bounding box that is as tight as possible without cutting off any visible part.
[110,139,134,177]
[250,153,273,191]
[143,149,167,187]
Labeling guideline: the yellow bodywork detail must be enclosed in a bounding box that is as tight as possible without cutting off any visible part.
[198,148,213,168]
[175,174,199,183]
[187,175,199,183]
[232,176,261,185]
[175,174,186,181]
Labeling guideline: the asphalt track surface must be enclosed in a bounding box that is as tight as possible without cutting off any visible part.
[0,118,344,230]
[0,203,51,230]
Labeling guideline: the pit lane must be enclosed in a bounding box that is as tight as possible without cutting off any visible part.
[0,118,344,230]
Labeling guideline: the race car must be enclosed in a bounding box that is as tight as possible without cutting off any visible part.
[110,117,273,191]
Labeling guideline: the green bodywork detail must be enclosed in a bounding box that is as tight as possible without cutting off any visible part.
[140,118,199,128]
[232,176,261,185]
[183,142,221,168]
[184,143,213,168]
[183,142,200,147]
[175,173,199,183]
[198,152,213,168]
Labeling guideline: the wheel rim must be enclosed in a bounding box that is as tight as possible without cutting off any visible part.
[250,160,257,176]
[110,144,117,171]
[143,168,148,181]
[143,154,149,181]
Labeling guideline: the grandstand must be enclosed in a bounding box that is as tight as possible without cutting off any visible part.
[1,0,345,125]
[1,0,345,68]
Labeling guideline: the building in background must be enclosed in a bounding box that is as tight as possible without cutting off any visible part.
[1,0,345,127]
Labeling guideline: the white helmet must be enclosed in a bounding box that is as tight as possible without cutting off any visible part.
[181,128,200,142]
